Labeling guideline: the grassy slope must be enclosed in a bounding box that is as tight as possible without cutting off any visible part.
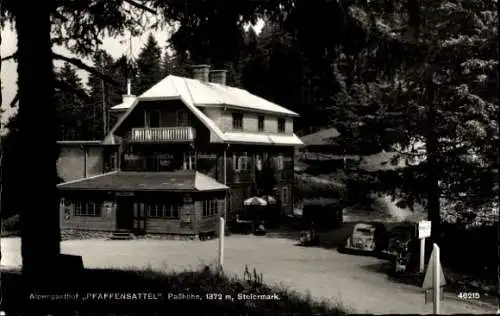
[1,266,349,316]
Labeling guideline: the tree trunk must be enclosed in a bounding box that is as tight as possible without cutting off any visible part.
[0,0,3,267]
[14,0,61,288]
[495,0,500,312]
[424,69,441,244]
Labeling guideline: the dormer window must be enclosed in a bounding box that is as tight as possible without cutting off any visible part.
[232,113,243,130]
[277,118,285,133]
[146,110,161,128]
[258,116,265,132]
[177,110,184,125]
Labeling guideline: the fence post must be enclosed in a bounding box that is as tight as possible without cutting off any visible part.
[218,217,225,271]
[433,243,440,314]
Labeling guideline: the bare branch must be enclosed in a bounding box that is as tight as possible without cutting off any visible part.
[52,52,120,87]
[392,148,426,157]
[1,52,17,62]
[123,0,156,14]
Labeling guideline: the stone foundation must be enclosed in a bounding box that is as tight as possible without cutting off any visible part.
[61,229,200,241]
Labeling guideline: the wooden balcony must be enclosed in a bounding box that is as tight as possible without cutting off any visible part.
[129,127,196,143]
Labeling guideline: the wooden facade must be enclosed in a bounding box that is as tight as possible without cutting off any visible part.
[59,189,226,236]
[107,99,297,217]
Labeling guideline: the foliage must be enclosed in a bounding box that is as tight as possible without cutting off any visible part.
[1,214,19,234]
[153,0,264,66]
[241,22,313,129]
[54,63,90,140]
[86,50,134,139]
[329,0,498,222]
[161,49,190,77]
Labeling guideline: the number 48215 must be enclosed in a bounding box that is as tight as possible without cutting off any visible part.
[457,292,480,300]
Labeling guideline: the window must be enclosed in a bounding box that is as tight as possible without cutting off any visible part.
[74,200,101,216]
[147,203,180,218]
[275,154,284,171]
[277,118,285,133]
[146,110,161,128]
[183,152,195,170]
[203,200,218,217]
[147,203,162,217]
[232,113,243,130]
[163,204,180,218]
[258,116,265,132]
[233,152,249,172]
[177,110,189,126]
[281,187,290,205]
[255,154,263,171]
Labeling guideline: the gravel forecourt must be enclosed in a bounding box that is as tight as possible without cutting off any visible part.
[1,236,496,314]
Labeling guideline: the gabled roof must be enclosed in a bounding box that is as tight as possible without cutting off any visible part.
[57,171,228,192]
[108,76,226,143]
[111,75,299,117]
[56,140,103,146]
[224,132,303,146]
[106,75,303,146]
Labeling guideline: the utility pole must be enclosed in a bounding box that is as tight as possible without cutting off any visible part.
[100,52,107,138]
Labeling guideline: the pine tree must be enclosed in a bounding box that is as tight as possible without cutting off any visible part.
[87,50,116,140]
[162,49,190,78]
[54,63,88,140]
[240,22,309,129]
[136,33,163,94]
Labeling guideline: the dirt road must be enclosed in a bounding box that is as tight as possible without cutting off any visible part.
[1,236,495,314]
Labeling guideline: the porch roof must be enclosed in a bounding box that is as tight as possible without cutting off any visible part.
[57,171,229,192]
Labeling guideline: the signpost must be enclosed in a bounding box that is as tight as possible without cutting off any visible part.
[417,220,432,273]
[422,243,446,314]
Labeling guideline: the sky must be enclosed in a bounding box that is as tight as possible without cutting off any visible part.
[0,19,264,125]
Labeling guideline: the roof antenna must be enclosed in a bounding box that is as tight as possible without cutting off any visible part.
[126,33,133,96]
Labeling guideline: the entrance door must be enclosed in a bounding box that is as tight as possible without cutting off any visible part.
[133,203,146,234]
[116,197,134,230]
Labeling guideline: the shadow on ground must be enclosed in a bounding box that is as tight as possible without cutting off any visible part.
[0,266,348,316]
[358,260,498,308]
[266,222,357,250]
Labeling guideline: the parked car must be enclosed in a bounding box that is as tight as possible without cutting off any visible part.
[344,222,388,253]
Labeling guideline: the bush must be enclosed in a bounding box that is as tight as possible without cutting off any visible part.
[1,265,349,316]
[295,174,346,200]
[438,223,496,282]
[2,214,20,235]
[303,205,343,230]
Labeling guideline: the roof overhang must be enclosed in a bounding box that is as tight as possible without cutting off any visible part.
[196,103,300,118]
[57,171,229,192]
[57,140,104,147]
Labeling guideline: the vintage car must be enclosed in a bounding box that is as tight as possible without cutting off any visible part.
[344,222,383,252]
[298,229,320,246]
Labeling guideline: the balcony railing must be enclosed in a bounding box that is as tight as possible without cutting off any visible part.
[129,127,196,143]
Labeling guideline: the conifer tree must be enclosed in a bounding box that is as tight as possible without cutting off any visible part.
[136,33,163,95]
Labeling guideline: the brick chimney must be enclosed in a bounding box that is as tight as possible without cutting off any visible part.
[192,64,211,82]
[209,70,228,85]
